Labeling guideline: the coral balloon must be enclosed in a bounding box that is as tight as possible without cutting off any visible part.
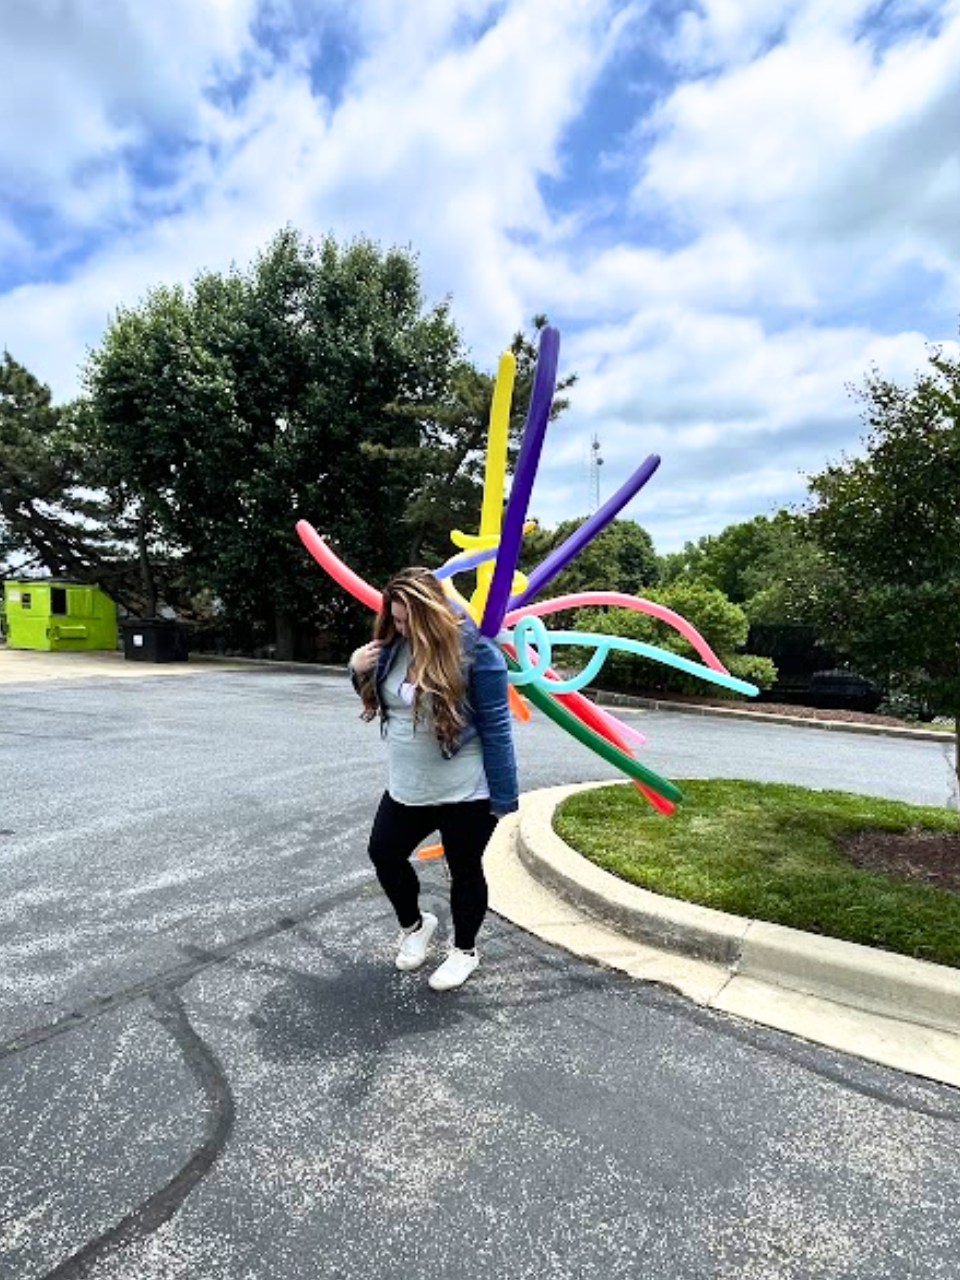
[296,521,382,612]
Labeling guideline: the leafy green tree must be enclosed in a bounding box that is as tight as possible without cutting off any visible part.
[659,511,837,659]
[0,353,120,588]
[370,316,577,565]
[660,513,796,603]
[806,348,960,782]
[740,513,835,626]
[572,581,776,698]
[83,229,462,657]
[519,517,658,601]
[657,544,701,585]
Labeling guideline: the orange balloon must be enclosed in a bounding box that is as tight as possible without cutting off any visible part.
[416,843,445,861]
[508,684,531,722]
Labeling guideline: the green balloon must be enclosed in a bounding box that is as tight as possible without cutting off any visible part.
[504,653,683,804]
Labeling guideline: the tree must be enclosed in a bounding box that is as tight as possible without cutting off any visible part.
[806,347,960,788]
[83,229,462,658]
[572,581,775,698]
[659,509,837,646]
[740,513,835,627]
[519,516,659,601]
[0,353,120,589]
[660,512,798,603]
[370,316,577,565]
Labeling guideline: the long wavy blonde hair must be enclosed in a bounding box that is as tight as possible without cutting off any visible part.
[359,567,467,748]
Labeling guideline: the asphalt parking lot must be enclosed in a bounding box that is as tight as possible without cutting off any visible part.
[2,661,959,1279]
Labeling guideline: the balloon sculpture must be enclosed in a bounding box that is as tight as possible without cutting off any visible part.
[296,325,759,819]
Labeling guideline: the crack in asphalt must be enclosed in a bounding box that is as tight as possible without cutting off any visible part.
[663,989,960,1121]
[39,990,236,1280]
[0,881,368,1063]
[0,880,370,1278]
[4,876,960,1280]
[0,729,97,740]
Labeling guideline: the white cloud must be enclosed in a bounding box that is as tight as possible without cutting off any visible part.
[0,0,260,221]
[2,0,959,554]
[1,0,623,391]
[638,0,960,275]
[530,312,937,544]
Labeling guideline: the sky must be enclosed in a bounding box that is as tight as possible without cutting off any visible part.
[2,0,959,553]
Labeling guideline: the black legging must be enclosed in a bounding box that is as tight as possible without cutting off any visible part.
[367,792,499,950]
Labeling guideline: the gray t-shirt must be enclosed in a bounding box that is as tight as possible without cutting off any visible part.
[381,641,488,805]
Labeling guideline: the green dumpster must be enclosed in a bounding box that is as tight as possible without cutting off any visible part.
[2,580,118,651]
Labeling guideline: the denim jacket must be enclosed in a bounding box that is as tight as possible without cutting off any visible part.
[350,620,519,817]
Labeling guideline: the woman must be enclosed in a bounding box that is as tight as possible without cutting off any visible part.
[349,567,519,991]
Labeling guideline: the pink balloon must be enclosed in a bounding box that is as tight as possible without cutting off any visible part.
[296,521,382,613]
[505,591,729,674]
[602,712,647,748]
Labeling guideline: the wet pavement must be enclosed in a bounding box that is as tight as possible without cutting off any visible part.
[2,666,959,1278]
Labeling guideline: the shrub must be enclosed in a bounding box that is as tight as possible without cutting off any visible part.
[568,582,776,698]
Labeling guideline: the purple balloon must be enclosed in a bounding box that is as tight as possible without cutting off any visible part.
[433,546,495,579]
[509,454,661,610]
[479,326,560,637]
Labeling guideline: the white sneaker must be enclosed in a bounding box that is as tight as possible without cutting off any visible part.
[429,947,479,991]
[395,912,438,971]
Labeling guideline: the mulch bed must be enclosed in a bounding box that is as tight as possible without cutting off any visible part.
[840,829,960,893]
[642,693,930,729]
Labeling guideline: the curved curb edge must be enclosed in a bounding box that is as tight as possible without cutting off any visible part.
[517,783,960,1038]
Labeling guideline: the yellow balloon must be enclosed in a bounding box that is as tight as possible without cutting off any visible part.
[439,578,480,622]
[471,351,516,613]
[450,520,536,554]
[449,530,503,551]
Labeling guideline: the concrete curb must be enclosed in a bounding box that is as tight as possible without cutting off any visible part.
[517,783,960,1037]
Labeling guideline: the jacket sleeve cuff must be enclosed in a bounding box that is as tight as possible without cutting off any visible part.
[491,799,519,817]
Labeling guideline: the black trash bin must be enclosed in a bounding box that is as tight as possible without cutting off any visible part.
[121,618,190,663]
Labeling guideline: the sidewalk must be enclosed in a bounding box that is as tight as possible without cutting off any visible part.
[0,647,249,683]
[486,786,960,1090]
[0,647,335,683]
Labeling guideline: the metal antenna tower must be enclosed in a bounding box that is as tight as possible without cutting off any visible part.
[587,433,604,514]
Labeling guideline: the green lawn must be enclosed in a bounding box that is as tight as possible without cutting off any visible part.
[554,780,960,968]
